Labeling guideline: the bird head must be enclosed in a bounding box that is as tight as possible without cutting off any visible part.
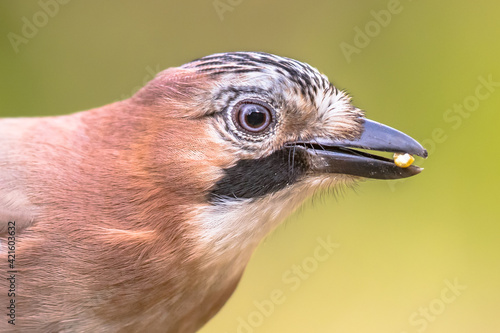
[123,52,426,259]
[0,52,428,332]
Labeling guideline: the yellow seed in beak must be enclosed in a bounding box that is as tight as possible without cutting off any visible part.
[394,153,415,168]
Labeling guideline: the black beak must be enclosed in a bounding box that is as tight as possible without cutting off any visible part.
[291,119,428,180]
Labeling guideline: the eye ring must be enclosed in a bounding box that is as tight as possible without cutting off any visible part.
[232,99,274,135]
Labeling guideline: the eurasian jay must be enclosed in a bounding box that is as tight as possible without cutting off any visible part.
[0,52,426,332]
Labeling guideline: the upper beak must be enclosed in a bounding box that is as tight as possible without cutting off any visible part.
[291,119,428,180]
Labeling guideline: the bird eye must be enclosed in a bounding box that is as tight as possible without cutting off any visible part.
[234,100,273,134]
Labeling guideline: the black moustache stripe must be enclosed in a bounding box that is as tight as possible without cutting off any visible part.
[209,147,309,201]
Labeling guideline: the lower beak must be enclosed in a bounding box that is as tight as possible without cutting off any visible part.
[291,119,428,180]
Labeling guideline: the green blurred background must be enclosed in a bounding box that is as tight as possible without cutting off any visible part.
[1,1,499,332]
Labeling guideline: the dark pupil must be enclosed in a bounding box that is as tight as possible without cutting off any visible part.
[245,107,266,128]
